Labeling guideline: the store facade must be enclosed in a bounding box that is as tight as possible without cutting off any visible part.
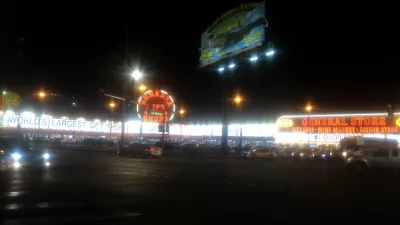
[276,113,400,147]
[0,112,276,144]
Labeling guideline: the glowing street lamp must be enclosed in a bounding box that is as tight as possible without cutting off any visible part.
[305,104,313,149]
[109,102,116,109]
[305,105,312,113]
[234,96,242,104]
[38,92,46,98]
[131,69,143,81]
[179,109,185,115]
[139,84,146,91]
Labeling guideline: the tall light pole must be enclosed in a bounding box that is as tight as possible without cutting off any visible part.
[233,95,242,149]
[137,83,146,142]
[179,109,185,143]
[109,102,116,140]
[121,68,143,144]
[305,104,312,149]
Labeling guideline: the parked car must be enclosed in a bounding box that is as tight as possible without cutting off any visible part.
[241,147,277,159]
[118,142,162,158]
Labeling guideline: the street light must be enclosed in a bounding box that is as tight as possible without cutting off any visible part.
[131,69,143,81]
[179,108,186,143]
[139,84,146,91]
[109,102,116,109]
[305,104,313,149]
[234,96,242,104]
[38,91,46,98]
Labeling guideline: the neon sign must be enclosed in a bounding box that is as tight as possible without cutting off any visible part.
[137,90,175,123]
[278,115,400,134]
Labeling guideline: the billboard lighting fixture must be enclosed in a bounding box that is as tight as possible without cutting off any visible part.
[228,63,235,68]
[250,56,258,61]
[217,67,225,72]
[266,50,275,56]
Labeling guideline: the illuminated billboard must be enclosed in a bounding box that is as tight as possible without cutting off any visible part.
[199,1,266,67]
[277,113,400,134]
[137,90,176,123]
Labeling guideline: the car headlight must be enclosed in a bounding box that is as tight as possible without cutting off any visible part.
[291,152,294,156]
[43,153,50,159]
[346,157,354,162]
[342,152,347,157]
[300,153,304,156]
[11,153,21,160]
[322,154,326,158]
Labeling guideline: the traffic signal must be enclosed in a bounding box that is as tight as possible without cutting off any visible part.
[97,88,105,95]
[388,104,394,117]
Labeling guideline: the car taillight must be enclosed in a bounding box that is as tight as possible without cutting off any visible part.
[149,148,155,152]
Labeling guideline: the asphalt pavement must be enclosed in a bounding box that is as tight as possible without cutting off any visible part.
[2,150,400,224]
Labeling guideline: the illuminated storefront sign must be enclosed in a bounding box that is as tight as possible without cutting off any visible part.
[1,115,122,133]
[1,114,276,137]
[277,114,400,134]
[137,90,175,123]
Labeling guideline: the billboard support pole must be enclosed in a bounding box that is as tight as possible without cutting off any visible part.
[221,80,229,154]
[161,94,166,149]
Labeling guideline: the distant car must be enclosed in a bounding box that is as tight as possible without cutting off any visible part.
[292,149,314,160]
[313,149,329,160]
[241,147,277,159]
[0,137,51,170]
[118,142,162,158]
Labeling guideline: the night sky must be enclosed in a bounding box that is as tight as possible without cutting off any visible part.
[1,1,398,120]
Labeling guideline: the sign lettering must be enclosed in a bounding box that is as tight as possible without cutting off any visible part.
[278,116,400,134]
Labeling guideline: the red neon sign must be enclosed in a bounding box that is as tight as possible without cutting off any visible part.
[137,90,175,123]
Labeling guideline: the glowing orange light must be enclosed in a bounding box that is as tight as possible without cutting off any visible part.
[38,92,46,98]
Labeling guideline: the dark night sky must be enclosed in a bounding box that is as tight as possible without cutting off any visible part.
[1,1,399,119]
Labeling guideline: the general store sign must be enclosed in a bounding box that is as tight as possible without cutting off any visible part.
[277,115,399,134]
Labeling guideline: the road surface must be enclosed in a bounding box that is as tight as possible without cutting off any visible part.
[2,150,400,224]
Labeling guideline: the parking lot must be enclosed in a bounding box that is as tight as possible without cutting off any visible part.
[3,148,400,224]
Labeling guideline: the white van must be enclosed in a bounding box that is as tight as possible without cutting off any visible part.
[339,137,398,158]
[342,137,400,173]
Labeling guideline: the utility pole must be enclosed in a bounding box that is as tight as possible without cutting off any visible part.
[161,94,167,149]
[121,28,129,144]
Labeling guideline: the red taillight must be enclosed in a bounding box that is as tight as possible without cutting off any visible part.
[149,148,155,152]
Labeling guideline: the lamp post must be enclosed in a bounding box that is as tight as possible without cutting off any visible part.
[305,104,312,149]
[179,109,185,143]
[109,102,116,140]
[233,95,242,149]
[121,69,143,144]
[137,84,146,142]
